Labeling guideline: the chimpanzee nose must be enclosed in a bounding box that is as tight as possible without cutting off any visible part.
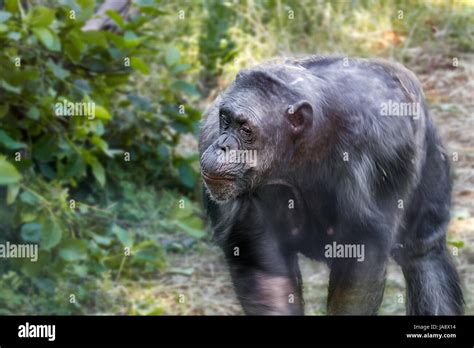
[218,143,229,153]
[217,134,238,152]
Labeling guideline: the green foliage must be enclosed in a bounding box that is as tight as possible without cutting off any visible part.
[198,1,238,94]
[0,0,204,313]
[0,156,21,184]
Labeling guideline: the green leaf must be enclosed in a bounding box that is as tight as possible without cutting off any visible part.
[32,27,61,52]
[41,219,62,250]
[0,130,26,150]
[0,80,21,94]
[105,9,125,28]
[171,81,200,97]
[123,30,145,48]
[89,157,105,187]
[58,239,88,261]
[27,6,55,27]
[71,0,94,21]
[46,59,70,79]
[39,163,56,179]
[77,0,95,12]
[174,220,205,239]
[94,105,111,120]
[0,11,12,23]
[107,32,125,49]
[64,154,86,178]
[48,30,62,52]
[81,30,108,48]
[92,233,112,246]
[112,224,133,247]
[131,57,150,75]
[21,223,42,242]
[6,184,19,204]
[165,46,180,66]
[178,162,196,188]
[91,136,112,157]
[35,29,59,52]
[0,156,21,185]
[20,191,38,205]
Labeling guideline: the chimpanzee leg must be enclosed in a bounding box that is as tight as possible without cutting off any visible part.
[392,148,464,315]
[393,206,464,315]
[327,244,388,315]
[398,245,463,315]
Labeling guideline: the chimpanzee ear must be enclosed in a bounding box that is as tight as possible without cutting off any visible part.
[285,100,313,134]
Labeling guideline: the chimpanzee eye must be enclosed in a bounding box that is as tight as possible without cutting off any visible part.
[240,124,252,138]
[221,114,231,128]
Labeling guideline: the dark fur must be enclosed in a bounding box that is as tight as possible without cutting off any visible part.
[199,56,464,315]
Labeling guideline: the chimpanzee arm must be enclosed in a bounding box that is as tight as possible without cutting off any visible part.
[208,188,304,315]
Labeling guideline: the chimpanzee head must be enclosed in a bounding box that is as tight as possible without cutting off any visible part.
[200,67,316,202]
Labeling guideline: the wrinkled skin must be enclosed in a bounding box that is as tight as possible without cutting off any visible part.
[199,56,464,315]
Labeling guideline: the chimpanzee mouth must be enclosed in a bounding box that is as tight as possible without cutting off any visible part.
[202,172,235,183]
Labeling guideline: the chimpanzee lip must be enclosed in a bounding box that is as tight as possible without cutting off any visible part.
[202,172,235,182]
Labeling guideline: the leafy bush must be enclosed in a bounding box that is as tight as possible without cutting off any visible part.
[0,0,204,313]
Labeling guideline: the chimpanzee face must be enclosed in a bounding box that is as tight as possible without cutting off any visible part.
[200,73,314,202]
[200,88,267,201]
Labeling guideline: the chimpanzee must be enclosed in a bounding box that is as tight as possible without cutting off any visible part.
[198,56,463,315]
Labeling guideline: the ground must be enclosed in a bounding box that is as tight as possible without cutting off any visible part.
[106,54,473,315]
